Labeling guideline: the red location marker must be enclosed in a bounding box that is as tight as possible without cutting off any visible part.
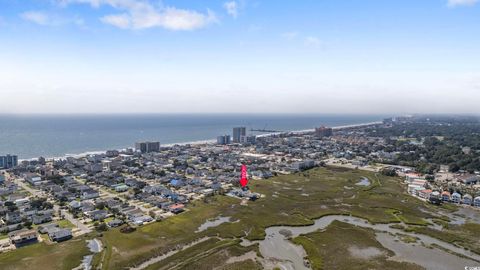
[240,164,248,188]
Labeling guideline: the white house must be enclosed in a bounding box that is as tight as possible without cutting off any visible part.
[474,196,480,207]
[463,194,473,205]
[451,192,462,204]
[14,198,29,206]
[24,173,42,185]
[81,189,100,200]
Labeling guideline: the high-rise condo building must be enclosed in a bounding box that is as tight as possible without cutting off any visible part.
[240,135,257,144]
[0,154,18,169]
[135,141,160,153]
[232,127,247,143]
[315,126,333,138]
[216,135,231,145]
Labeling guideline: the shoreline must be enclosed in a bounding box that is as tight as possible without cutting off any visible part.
[19,121,382,162]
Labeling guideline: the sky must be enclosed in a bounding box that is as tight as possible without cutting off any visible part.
[0,0,479,114]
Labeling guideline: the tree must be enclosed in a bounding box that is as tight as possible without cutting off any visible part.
[4,201,14,207]
[380,168,397,177]
[96,202,106,210]
[23,220,33,229]
[30,198,46,209]
[7,205,18,212]
[120,225,136,233]
[133,187,142,195]
[95,222,108,232]
[449,163,460,173]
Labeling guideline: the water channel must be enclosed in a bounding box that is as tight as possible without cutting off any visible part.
[257,215,480,270]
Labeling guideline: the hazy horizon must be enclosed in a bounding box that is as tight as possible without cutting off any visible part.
[1,112,480,117]
[1,0,479,114]
[0,113,386,158]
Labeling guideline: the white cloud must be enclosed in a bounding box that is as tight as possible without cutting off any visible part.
[304,36,322,48]
[223,1,239,18]
[20,11,50,25]
[58,0,103,8]
[20,10,85,27]
[447,0,478,7]
[281,31,298,40]
[159,8,217,31]
[63,0,217,30]
[100,14,130,29]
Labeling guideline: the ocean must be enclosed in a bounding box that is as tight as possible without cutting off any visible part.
[0,114,388,159]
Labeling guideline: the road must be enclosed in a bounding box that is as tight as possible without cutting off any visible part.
[11,174,44,197]
[324,157,380,172]
[9,172,92,234]
[96,186,152,214]
[54,205,92,234]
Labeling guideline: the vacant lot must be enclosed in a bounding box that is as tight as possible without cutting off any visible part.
[0,236,90,270]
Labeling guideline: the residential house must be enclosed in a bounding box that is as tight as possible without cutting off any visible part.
[81,201,95,212]
[430,191,440,198]
[38,223,59,234]
[9,229,38,246]
[81,189,99,200]
[474,196,480,207]
[107,219,124,228]
[407,184,424,195]
[418,189,432,199]
[405,173,424,183]
[125,208,143,220]
[69,200,82,210]
[114,184,128,192]
[457,175,480,185]
[48,228,72,242]
[441,191,451,202]
[132,215,153,225]
[84,163,103,173]
[87,210,108,221]
[463,194,473,205]
[169,203,185,214]
[5,211,22,224]
[291,160,315,171]
[14,198,30,207]
[24,173,42,185]
[170,179,184,188]
[451,192,462,203]
[32,213,52,225]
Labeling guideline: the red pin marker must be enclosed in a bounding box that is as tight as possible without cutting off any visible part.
[240,164,248,188]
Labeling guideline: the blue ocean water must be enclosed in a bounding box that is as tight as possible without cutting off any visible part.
[0,114,387,159]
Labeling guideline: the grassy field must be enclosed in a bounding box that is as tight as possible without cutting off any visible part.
[1,166,478,269]
[0,236,91,270]
[406,222,480,254]
[98,167,440,269]
[292,220,423,270]
[143,238,260,270]
[56,219,76,229]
